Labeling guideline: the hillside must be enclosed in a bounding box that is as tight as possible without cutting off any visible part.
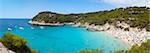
[31,6,150,31]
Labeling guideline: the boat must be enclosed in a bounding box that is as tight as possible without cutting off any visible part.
[40,26,44,29]
[7,28,12,31]
[19,27,24,30]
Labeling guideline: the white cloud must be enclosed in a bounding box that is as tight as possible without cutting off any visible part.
[99,0,150,7]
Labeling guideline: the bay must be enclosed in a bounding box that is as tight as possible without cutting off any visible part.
[0,19,127,53]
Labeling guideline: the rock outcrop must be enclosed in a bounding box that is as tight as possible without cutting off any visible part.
[0,42,15,53]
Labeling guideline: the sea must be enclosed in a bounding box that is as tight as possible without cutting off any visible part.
[0,19,128,53]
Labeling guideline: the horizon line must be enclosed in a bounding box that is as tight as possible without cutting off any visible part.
[0,18,32,19]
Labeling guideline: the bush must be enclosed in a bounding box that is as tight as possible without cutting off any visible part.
[78,49,103,53]
[78,40,150,53]
[0,32,36,53]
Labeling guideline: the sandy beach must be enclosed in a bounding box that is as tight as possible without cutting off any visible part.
[74,21,150,48]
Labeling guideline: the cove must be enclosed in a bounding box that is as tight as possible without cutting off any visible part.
[0,19,127,53]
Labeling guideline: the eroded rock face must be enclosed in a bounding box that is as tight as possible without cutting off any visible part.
[0,42,15,53]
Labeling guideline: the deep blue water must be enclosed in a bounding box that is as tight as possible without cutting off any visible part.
[0,19,127,53]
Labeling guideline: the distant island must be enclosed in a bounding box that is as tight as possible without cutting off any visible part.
[29,6,150,48]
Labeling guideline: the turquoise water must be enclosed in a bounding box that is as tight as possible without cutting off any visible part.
[0,19,127,53]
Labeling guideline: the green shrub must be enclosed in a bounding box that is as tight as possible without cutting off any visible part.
[78,49,103,53]
[0,32,36,53]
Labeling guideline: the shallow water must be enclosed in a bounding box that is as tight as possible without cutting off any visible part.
[0,19,127,53]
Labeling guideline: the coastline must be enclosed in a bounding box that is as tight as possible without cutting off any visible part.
[28,21,75,26]
[74,22,150,48]
[28,20,150,49]
[28,21,65,26]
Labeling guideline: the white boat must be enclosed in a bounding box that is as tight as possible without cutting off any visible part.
[40,26,44,29]
[7,28,12,31]
[19,27,24,30]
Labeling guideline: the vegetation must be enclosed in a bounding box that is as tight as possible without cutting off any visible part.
[32,6,150,31]
[32,12,79,23]
[78,49,103,53]
[0,32,36,53]
[78,39,150,53]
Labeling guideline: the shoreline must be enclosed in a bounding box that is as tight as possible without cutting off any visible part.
[28,20,150,49]
[28,21,75,26]
[28,21,65,26]
[74,22,150,48]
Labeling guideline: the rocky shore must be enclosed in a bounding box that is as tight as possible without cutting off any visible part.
[28,21,76,26]
[28,21,65,26]
[0,42,15,53]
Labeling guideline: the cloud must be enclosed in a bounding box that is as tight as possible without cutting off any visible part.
[99,0,150,7]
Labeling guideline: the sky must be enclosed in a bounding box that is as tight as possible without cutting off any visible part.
[0,0,149,19]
